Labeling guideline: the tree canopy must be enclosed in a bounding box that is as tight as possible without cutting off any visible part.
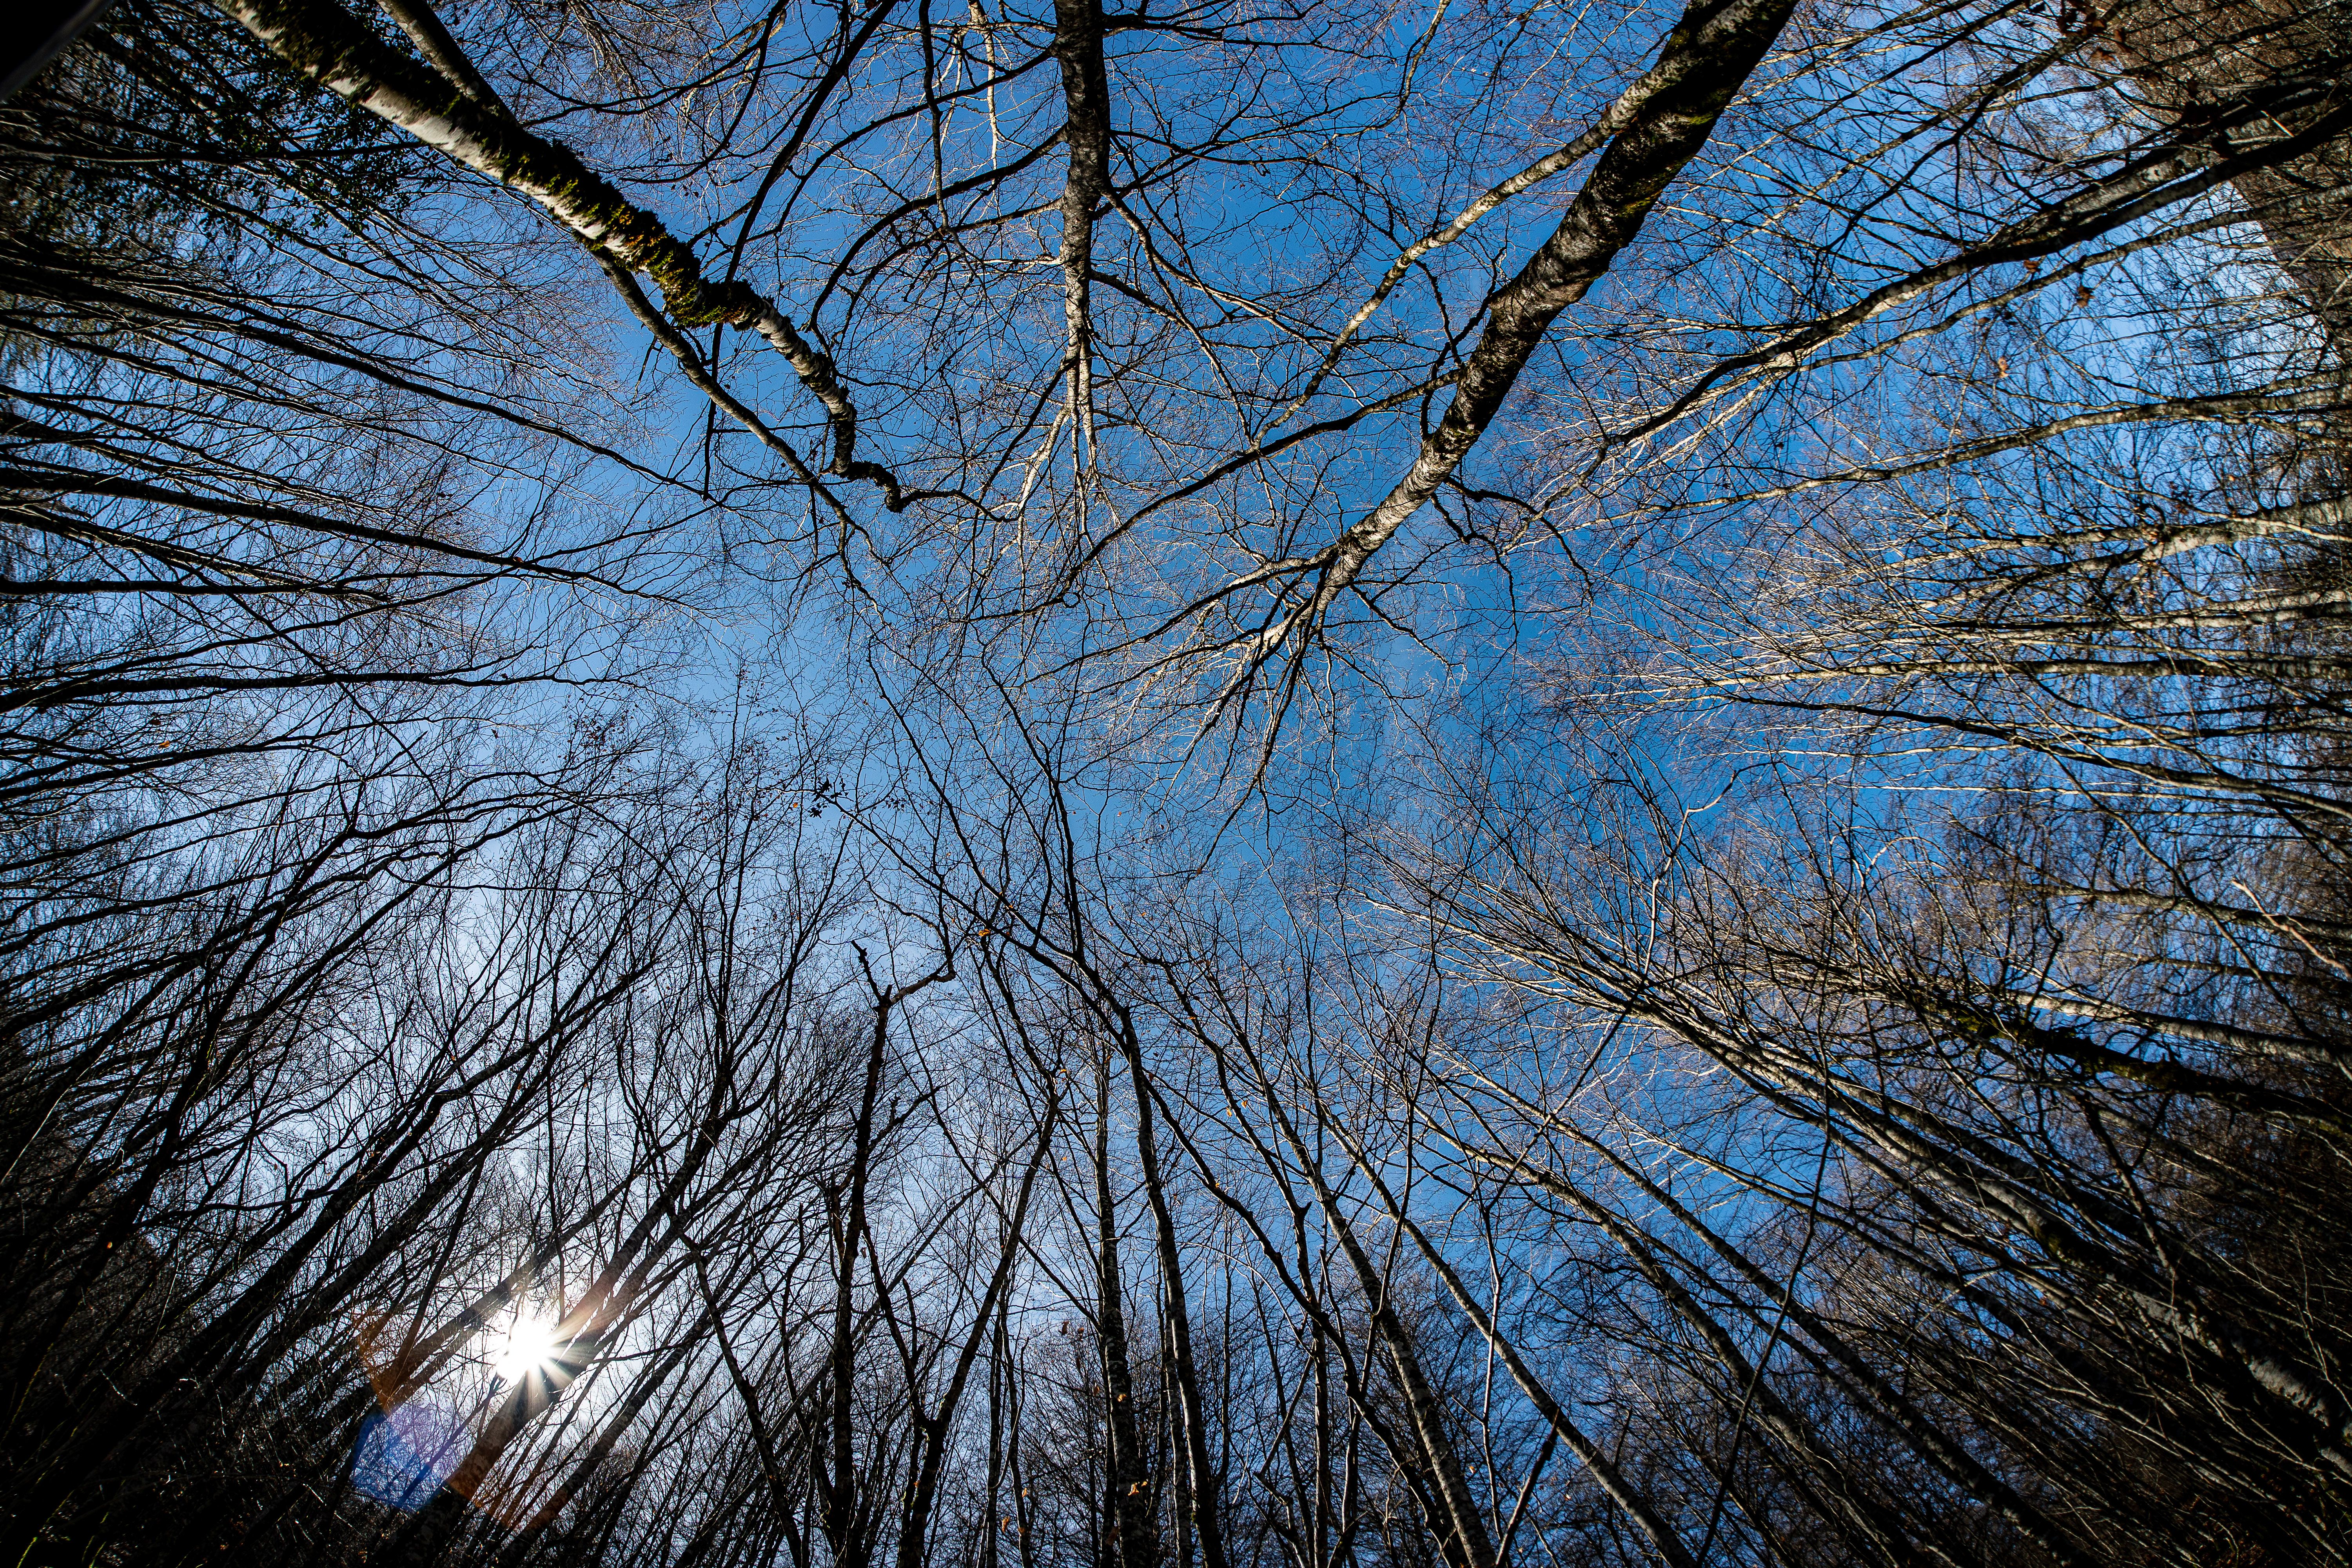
[2,0,2347,1562]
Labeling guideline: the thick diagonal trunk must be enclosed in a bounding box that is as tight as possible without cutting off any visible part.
[2100,0,2352,348]
[207,0,905,500]
[1277,0,1802,645]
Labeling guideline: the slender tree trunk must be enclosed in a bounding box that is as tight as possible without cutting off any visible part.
[1116,1020,1229,1568]
[1093,1048,1158,1568]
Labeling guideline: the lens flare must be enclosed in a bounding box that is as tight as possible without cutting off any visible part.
[352,1401,465,1510]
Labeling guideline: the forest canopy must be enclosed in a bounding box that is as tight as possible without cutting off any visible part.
[1,0,2347,1563]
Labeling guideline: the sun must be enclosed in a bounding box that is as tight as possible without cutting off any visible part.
[492,1313,560,1379]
